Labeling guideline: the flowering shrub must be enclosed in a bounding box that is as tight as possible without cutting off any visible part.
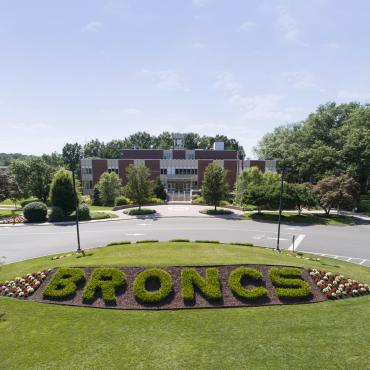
[0,270,51,298]
[0,215,25,224]
[309,268,370,299]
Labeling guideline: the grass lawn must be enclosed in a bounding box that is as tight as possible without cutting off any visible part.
[0,209,22,219]
[90,211,118,220]
[89,205,114,211]
[1,242,370,369]
[242,211,355,225]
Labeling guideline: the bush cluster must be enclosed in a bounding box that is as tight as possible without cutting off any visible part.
[114,196,130,207]
[23,202,48,223]
[133,268,172,303]
[20,198,38,208]
[228,267,267,300]
[200,209,233,215]
[82,268,126,304]
[269,267,311,299]
[169,239,190,242]
[136,240,159,244]
[43,268,85,300]
[48,206,64,222]
[194,240,220,244]
[106,241,131,246]
[78,203,91,221]
[125,208,156,216]
[181,268,222,301]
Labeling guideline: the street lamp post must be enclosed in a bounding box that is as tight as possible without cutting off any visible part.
[276,167,284,252]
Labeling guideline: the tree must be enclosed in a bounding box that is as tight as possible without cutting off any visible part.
[124,164,153,209]
[10,158,53,202]
[97,172,122,206]
[8,175,22,208]
[235,167,264,206]
[49,169,78,216]
[201,163,228,210]
[123,132,154,149]
[92,184,102,206]
[154,132,173,149]
[285,183,317,215]
[83,139,104,158]
[255,102,370,190]
[153,178,167,200]
[315,175,360,215]
[0,169,9,202]
[62,143,82,172]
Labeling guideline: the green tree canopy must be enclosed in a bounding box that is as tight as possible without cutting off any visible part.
[124,164,153,209]
[255,102,370,191]
[97,172,122,206]
[201,163,228,210]
[49,169,79,215]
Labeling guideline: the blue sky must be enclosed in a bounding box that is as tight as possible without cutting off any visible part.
[1,0,370,157]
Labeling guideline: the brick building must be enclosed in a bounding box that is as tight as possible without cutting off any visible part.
[80,134,276,196]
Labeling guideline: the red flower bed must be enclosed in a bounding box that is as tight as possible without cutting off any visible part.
[0,270,51,298]
[309,268,370,299]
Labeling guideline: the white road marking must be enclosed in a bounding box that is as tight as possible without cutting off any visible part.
[268,237,288,241]
[346,257,352,262]
[253,234,265,240]
[359,259,366,265]
[137,223,152,226]
[126,233,144,236]
[284,227,302,231]
[288,234,306,251]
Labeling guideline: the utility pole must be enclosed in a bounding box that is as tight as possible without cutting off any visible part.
[276,167,284,252]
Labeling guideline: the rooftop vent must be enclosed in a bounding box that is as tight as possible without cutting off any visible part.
[213,141,224,151]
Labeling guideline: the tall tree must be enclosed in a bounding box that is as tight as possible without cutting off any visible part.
[201,163,228,210]
[154,131,173,149]
[97,172,122,206]
[83,139,104,158]
[0,169,9,202]
[123,132,153,149]
[315,175,360,215]
[124,164,153,209]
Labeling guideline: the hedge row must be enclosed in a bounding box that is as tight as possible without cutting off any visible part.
[82,268,126,304]
[133,268,172,303]
[43,268,85,300]
[269,267,311,299]
[181,268,222,301]
[228,267,267,300]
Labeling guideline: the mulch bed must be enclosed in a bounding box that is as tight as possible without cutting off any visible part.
[30,264,326,310]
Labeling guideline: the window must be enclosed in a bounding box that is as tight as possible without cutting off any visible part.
[108,168,119,174]
[160,168,168,175]
[82,167,92,175]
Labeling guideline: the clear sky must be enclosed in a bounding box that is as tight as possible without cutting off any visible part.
[1,0,370,157]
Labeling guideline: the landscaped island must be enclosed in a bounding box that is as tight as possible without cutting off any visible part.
[30,264,323,310]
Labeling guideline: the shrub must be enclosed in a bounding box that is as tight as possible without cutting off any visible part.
[20,198,38,208]
[106,241,131,246]
[125,208,156,216]
[136,240,159,243]
[230,242,254,247]
[97,172,122,206]
[192,196,205,204]
[200,209,233,215]
[114,196,130,207]
[49,169,78,216]
[91,212,117,220]
[80,195,91,205]
[194,240,220,244]
[92,184,101,206]
[148,197,165,204]
[181,268,222,302]
[48,206,64,222]
[43,268,85,300]
[82,268,126,304]
[153,178,167,201]
[169,239,190,242]
[133,268,172,303]
[23,202,48,223]
[78,203,91,221]
[269,267,311,299]
[228,267,267,300]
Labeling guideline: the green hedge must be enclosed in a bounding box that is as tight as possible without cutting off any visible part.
[269,267,311,299]
[48,206,64,222]
[200,209,233,215]
[230,242,254,247]
[181,268,222,302]
[23,202,48,223]
[78,203,91,221]
[114,196,130,207]
[169,239,190,242]
[106,241,131,246]
[133,268,172,303]
[136,240,159,244]
[43,268,85,300]
[228,267,267,300]
[82,268,126,304]
[125,208,156,216]
[194,240,220,244]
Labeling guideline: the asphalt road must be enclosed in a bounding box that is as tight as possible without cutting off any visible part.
[1,214,370,266]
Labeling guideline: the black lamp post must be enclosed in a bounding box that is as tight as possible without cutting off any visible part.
[276,166,284,252]
[62,143,84,255]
